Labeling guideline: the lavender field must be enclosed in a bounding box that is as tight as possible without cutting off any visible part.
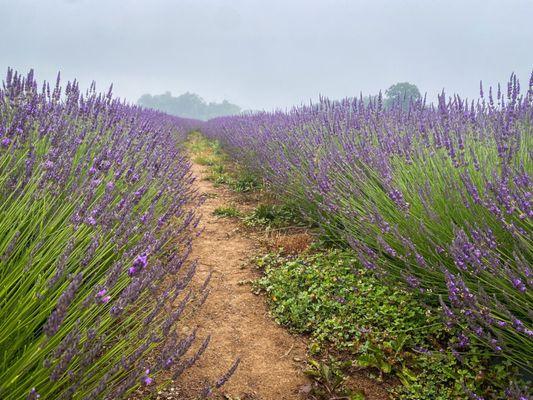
[1,68,532,399]
[2,1,533,399]
[1,69,532,399]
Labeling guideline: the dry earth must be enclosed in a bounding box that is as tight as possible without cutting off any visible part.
[171,161,310,399]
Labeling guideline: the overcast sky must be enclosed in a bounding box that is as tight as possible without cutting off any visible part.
[1,0,532,110]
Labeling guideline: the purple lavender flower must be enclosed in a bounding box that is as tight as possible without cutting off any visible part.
[1,137,11,147]
[511,277,526,293]
[27,388,40,400]
[457,333,470,349]
[43,160,55,169]
[405,274,420,288]
[128,253,148,277]
[141,369,153,385]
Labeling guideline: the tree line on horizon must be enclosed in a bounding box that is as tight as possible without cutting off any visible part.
[137,91,241,121]
[137,82,421,121]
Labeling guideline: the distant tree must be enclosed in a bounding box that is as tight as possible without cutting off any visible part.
[384,82,421,110]
[205,100,241,120]
[137,92,241,120]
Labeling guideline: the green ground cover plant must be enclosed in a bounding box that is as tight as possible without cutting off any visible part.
[243,203,301,228]
[254,250,525,399]
[213,205,242,218]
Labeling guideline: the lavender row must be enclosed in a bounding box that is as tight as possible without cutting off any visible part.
[203,73,532,372]
[0,69,210,399]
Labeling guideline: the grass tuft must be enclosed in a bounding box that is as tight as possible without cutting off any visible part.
[213,205,242,218]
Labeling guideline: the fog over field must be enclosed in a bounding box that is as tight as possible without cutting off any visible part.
[2,0,532,110]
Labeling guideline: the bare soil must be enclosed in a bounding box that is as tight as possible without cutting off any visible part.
[171,161,310,399]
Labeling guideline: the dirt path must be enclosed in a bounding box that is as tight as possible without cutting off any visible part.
[173,161,309,399]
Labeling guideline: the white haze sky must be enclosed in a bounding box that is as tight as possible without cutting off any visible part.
[1,0,532,111]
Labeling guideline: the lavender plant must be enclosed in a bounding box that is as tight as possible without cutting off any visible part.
[0,69,208,399]
[204,73,533,377]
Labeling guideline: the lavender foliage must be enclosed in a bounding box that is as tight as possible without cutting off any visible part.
[203,72,533,372]
[0,69,207,399]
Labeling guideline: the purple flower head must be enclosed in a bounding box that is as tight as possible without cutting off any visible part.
[473,325,483,337]
[335,296,346,304]
[405,274,420,288]
[141,369,153,385]
[1,137,11,147]
[457,333,470,349]
[513,319,524,332]
[27,388,40,400]
[143,376,153,385]
[511,277,526,293]
[468,392,484,400]
[415,253,426,268]
[490,338,502,352]
[95,288,110,303]
[43,160,55,170]
[435,245,445,254]
[86,216,97,226]
[133,253,148,269]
